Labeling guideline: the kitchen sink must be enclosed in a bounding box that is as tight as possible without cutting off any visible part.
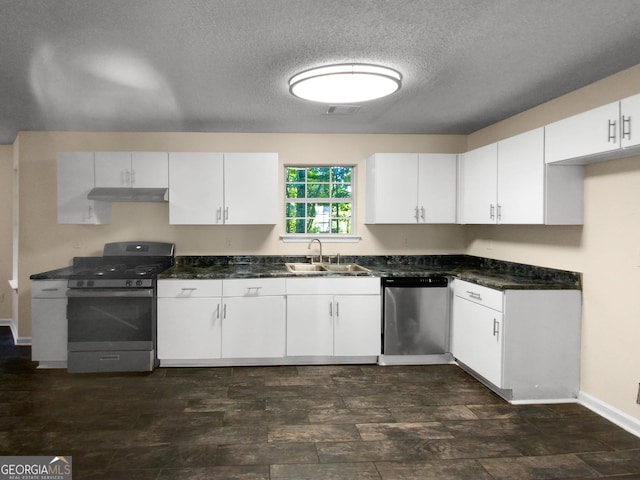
[323,263,371,273]
[285,262,371,274]
[285,263,329,273]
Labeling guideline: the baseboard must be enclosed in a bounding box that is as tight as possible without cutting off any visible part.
[0,319,31,346]
[579,390,640,438]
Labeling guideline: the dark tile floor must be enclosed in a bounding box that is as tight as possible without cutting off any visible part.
[1,327,640,480]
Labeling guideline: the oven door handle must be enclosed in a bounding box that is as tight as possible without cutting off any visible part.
[66,289,154,298]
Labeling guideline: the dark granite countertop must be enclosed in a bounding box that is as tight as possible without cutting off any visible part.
[157,255,581,290]
[29,254,581,290]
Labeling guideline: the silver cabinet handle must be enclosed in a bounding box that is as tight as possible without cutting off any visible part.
[493,318,500,338]
[329,302,333,317]
[181,287,197,290]
[414,206,419,222]
[223,304,227,319]
[420,206,425,221]
[497,204,502,221]
[225,207,229,221]
[466,290,482,300]
[42,288,60,292]
[336,301,339,317]
[215,304,220,319]
[130,169,136,186]
[216,207,222,223]
[489,204,495,220]
[608,119,617,143]
[622,115,632,140]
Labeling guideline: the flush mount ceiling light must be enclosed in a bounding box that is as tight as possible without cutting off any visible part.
[289,64,402,104]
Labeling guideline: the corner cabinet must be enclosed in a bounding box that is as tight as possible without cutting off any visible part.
[451,279,582,402]
[285,277,381,359]
[545,92,640,164]
[57,152,112,224]
[168,152,278,225]
[460,128,583,225]
[365,153,458,224]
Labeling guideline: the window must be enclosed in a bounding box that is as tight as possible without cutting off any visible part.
[285,166,353,235]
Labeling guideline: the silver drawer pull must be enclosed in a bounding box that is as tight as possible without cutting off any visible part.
[181,287,197,291]
[466,291,482,300]
[42,288,60,292]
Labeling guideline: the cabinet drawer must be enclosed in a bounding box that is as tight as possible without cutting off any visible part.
[454,279,503,312]
[157,279,222,298]
[31,280,68,298]
[223,278,286,297]
[286,277,381,295]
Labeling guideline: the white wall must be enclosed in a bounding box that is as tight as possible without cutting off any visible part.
[0,145,12,319]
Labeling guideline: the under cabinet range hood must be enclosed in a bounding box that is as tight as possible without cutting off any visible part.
[87,187,168,202]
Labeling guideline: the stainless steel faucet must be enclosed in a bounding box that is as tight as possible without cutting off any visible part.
[307,238,323,264]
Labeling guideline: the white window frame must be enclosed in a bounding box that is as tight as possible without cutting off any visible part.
[281,165,360,243]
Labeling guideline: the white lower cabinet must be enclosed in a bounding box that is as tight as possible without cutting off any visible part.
[451,279,582,402]
[31,280,68,367]
[157,280,223,361]
[286,277,381,358]
[221,278,286,358]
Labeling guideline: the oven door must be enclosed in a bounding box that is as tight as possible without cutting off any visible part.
[67,288,155,352]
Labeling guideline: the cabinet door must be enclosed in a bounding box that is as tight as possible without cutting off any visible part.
[365,154,419,224]
[621,93,640,149]
[334,295,381,356]
[222,296,286,358]
[497,128,544,224]
[451,296,503,387]
[460,143,498,224]
[131,152,168,188]
[286,295,334,356]
[417,154,457,223]
[168,152,224,224]
[95,152,132,187]
[57,152,111,224]
[545,101,620,163]
[157,298,222,360]
[31,298,68,362]
[223,153,278,224]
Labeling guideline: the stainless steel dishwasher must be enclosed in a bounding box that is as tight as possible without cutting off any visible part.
[378,276,453,365]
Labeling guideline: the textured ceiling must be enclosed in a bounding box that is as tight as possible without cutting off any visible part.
[1,0,640,144]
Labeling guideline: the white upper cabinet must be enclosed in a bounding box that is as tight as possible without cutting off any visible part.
[461,129,583,225]
[365,152,457,224]
[497,129,545,224]
[621,93,640,149]
[460,143,498,224]
[168,152,278,225]
[223,152,278,225]
[169,152,224,225]
[94,151,168,188]
[57,152,112,224]
[545,93,640,164]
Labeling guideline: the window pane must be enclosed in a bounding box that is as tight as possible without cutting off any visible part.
[308,183,330,198]
[286,219,306,234]
[331,183,351,198]
[286,168,306,182]
[307,167,330,182]
[286,184,305,198]
[286,202,305,218]
[332,167,351,183]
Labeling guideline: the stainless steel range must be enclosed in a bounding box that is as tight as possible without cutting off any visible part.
[66,241,174,373]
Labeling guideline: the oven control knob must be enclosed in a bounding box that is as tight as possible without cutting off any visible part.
[87,280,94,287]
[136,279,143,286]
[77,280,84,287]
[125,280,133,287]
